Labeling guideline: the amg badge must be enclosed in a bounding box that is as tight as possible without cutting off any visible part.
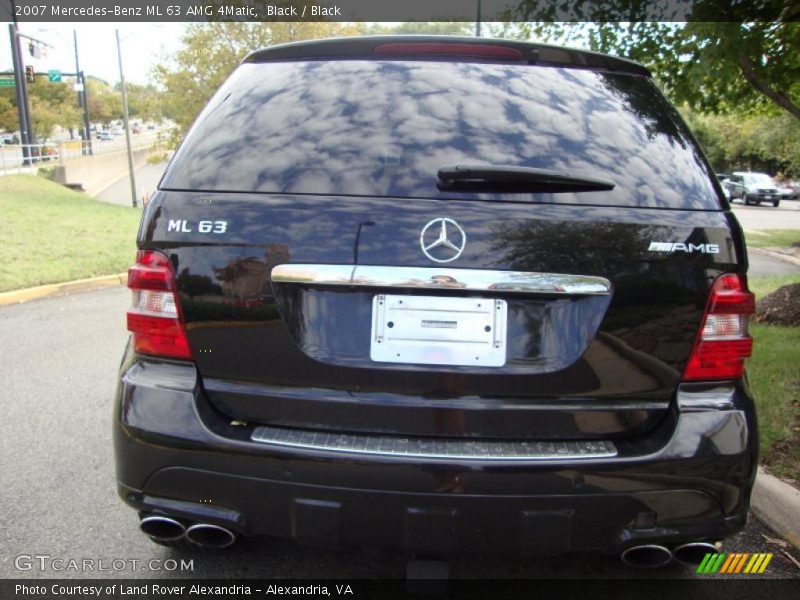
[648,242,720,254]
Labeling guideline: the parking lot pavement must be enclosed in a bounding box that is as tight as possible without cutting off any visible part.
[731,200,800,230]
[1,287,798,581]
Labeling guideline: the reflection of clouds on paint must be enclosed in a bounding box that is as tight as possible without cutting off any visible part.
[162,59,718,209]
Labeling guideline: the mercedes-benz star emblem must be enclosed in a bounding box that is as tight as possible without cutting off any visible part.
[420,218,467,263]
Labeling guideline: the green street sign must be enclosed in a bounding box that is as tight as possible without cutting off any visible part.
[48,70,61,83]
[0,78,15,87]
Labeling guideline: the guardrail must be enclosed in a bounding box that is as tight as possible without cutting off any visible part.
[0,144,58,175]
[0,131,162,176]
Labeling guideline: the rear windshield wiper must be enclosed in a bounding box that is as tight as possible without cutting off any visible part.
[437,165,615,193]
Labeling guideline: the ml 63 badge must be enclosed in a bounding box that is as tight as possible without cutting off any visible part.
[167,219,228,234]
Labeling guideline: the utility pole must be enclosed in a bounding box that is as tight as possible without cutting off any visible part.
[73,30,92,155]
[116,29,137,208]
[8,0,33,162]
[8,25,29,146]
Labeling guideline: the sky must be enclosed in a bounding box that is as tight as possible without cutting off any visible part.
[0,22,187,85]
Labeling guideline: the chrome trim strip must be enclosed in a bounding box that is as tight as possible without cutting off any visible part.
[251,426,617,460]
[271,264,611,295]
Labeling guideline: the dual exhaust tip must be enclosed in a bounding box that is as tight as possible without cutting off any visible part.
[140,515,716,564]
[139,515,236,549]
[621,542,718,568]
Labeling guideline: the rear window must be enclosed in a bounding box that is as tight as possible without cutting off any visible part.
[161,60,720,209]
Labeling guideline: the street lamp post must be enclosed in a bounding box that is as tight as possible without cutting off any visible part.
[115,29,138,209]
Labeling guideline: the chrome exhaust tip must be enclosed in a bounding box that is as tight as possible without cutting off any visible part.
[672,542,718,566]
[139,515,186,542]
[621,544,673,568]
[185,523,236,549]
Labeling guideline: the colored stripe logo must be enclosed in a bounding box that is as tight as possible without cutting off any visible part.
[697,553,773,574]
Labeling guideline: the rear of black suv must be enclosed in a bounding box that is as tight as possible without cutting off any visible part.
[114,37,758,563]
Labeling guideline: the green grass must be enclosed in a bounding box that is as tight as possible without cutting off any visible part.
[745,229,800,249]
[748,274,800,300]
[747,274,800,480]
[749,324,800,480]
[0,175,141,292]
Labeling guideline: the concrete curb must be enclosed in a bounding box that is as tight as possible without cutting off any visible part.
[0,273,128,306]
[749,246,800,267]
[751,467,800,549]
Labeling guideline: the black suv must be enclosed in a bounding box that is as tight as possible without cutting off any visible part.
[725,171,781,207]
[115,37,757,567]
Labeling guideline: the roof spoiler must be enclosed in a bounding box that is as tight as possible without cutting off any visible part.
[243,36,651,76]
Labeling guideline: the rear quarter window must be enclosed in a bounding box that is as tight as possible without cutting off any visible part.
[161,59,721,210]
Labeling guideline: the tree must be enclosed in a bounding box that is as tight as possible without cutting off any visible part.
[0,94,18,132]
[681,107,800,175]
[0,78,83,139]
[28,79,82,137]
[86,77,122,126]
[154,22,367,140]
[27,96,63,140]
[123,83,162,122]
[517,3,800,120]
[382,22,474,35]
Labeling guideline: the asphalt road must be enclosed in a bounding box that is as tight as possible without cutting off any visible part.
[749,251,800,276]
[730,201,800,275]
[731,199,800,230]
[1,273,799,582]
[95,162,169,207]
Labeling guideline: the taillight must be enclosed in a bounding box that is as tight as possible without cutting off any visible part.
[127,250,191,359]
[683,273,754,381]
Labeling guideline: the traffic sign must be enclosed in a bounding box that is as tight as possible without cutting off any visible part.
[0,79,15,87]
[48,69,61,83]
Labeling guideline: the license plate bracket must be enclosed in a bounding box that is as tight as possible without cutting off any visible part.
[370,294,507,367]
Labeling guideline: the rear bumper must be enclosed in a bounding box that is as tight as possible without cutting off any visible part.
[114,354,758,556]
[750,193,780,201]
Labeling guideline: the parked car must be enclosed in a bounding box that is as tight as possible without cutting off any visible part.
[778,182,798,200]
[115,37,758,566]
[716,173,731,199]
[724,171,781,206]
[96,131,113,141]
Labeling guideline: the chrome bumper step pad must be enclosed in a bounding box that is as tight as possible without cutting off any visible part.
[251,426,617,460]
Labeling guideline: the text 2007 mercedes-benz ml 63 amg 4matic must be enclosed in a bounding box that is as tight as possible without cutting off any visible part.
[114,37,757,566]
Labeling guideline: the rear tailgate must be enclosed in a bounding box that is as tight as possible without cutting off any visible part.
[141,192,741,439]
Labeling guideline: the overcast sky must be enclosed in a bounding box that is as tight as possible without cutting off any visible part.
[0,23,187,85]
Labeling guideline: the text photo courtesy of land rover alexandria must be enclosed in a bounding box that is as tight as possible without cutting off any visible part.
[114,37,758,566]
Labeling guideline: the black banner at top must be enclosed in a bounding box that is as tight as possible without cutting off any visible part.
[2,0,799,23]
